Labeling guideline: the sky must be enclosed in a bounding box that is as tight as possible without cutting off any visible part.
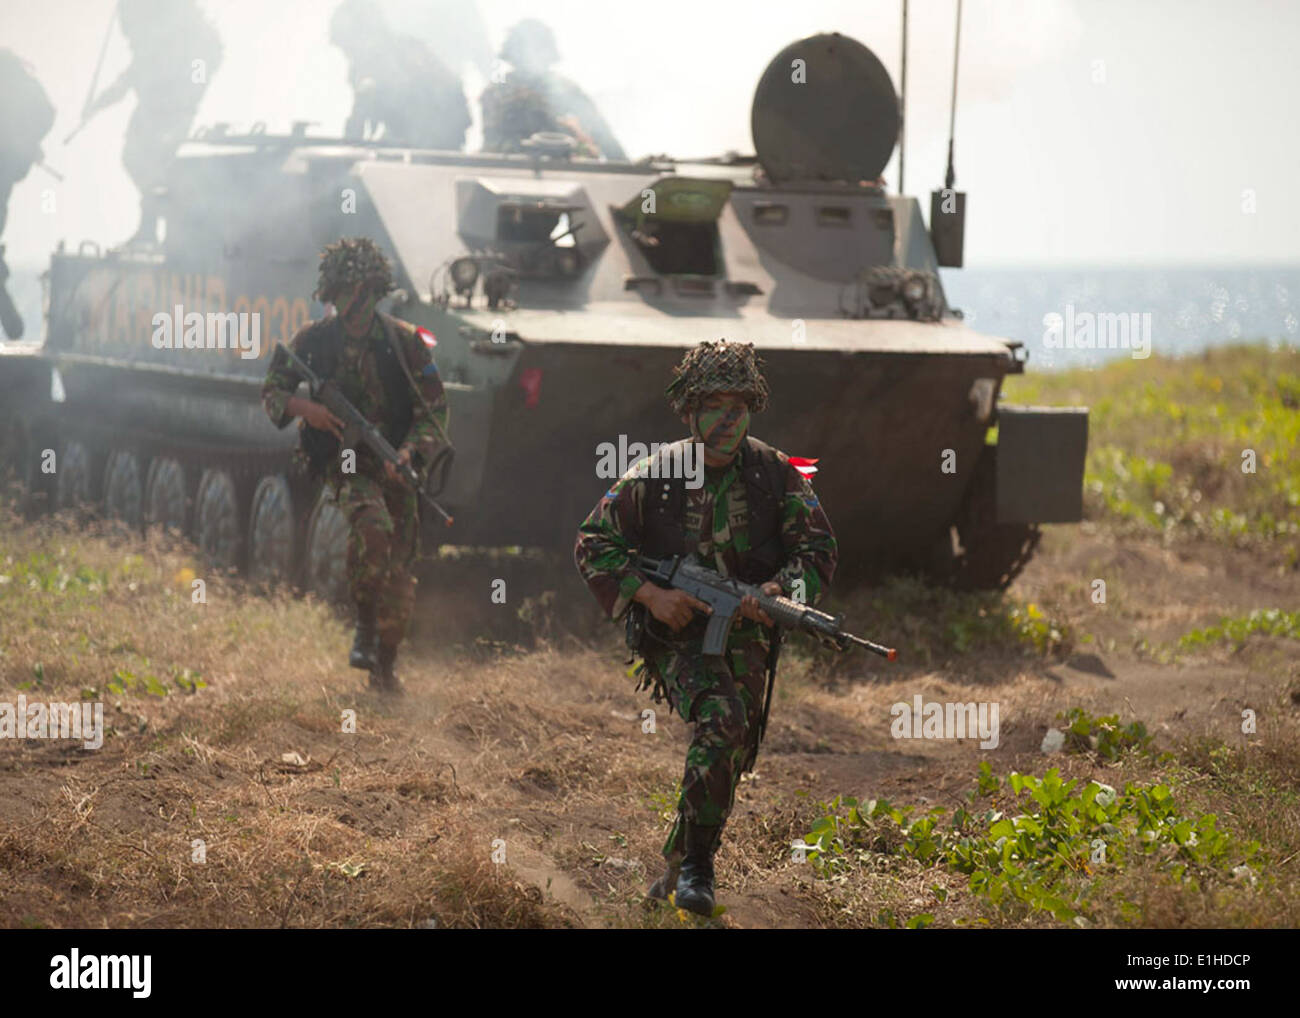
[2,0,1298,271]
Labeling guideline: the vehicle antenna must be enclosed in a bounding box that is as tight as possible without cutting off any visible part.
[945,0,963,191]
[898,0,908,194]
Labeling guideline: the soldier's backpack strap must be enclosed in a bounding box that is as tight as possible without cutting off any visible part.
[639,440,690,559]
[740,436,790,770]
[379,312,453,452]
[739,436,789,584]
[297,314,344,379]
[627,442,689,673]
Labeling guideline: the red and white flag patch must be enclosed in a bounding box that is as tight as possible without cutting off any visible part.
[789,456,819,477]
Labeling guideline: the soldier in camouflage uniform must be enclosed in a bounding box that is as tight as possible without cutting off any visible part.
[331,0,470,151]
[574,340,837,916]
[81,0,223,245]
[480,19,626,160]
[262,238,450,693]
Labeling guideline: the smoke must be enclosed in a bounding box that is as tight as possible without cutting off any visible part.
[0,0,1295,286]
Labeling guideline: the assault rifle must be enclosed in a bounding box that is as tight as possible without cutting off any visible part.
[273,342,454,526]
[633,554,897,660]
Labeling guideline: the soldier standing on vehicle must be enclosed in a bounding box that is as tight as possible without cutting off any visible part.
[0,49,54,339]
[0,50,53,242]
[574,340,838,916]
[330,0,471,151]
[261,238,450,694]
[78,0,222,246]
[481,19,626,160]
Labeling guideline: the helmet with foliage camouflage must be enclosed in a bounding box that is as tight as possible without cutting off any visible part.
[314,237,396,304]
[665,339,770,415]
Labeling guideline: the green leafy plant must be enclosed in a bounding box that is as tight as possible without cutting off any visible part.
[647,784,682,827]
[803,765,1259,925]
[1008,602,1070,656]
[173,668,208,694]
[107,668,171,698]
[1059,707,1153,761]
[1179,608,1300,651]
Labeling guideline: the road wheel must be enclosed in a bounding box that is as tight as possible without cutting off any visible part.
[144,457,188,534]
[248,474,295,585]
[304,486,349,603]
[104,450,144,530]
[54,439,94,515]
[0,414,51,517]
[195,468,243,571]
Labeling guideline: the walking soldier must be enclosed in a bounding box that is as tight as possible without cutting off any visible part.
[262,237,450,693]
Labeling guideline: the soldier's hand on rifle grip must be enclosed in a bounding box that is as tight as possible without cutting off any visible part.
[634,583,710,632]
[384,445,413,483]
[291,397,344,440]
[739,581,782,627]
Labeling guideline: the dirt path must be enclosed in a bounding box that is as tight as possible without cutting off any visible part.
[1,523,1296,928]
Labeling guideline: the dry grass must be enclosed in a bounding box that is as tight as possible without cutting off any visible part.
[0,514,582,928]
[3,340,1300,929]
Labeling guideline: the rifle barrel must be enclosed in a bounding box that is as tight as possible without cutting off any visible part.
[845,633,898,660]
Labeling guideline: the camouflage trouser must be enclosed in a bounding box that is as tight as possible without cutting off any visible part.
[648,621,771,861]
[331,470,419,649]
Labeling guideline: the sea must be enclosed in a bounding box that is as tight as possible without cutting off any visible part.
[939,265,1300,371]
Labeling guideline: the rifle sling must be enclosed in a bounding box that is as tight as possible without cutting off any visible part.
[743,624,781,775]
[379,313,452,452]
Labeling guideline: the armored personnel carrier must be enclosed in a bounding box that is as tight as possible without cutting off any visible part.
[0,32,1087,597]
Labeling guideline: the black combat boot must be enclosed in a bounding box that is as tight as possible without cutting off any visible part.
[647,858,680,902]
[369,643,403,695]
[674,821,720,917]
[349,602,378,671]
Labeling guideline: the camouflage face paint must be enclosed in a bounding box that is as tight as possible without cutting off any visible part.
[692,403,749,458]
[340,285,379,333]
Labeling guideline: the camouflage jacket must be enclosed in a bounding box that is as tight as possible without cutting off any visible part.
[480,73,599,158]
[261,311,449,481]
[575,436,838,623]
